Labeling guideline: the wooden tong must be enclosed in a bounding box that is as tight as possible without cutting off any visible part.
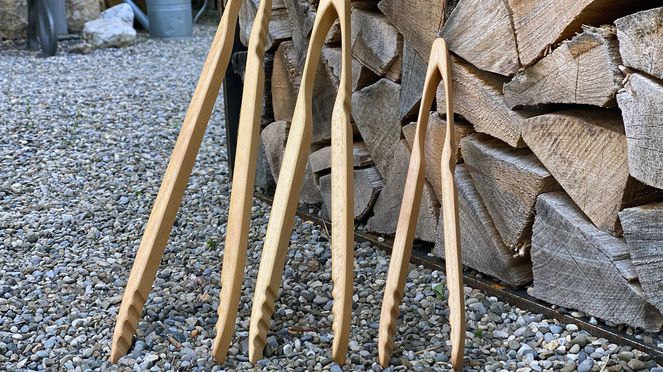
[377,38,465,370]
[212,0,274,364]
[110,0,243,363]
[247,0,354,364]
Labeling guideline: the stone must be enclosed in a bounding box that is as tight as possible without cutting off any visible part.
[100,3,133,26]
[66,0,100,31]
[83,18,136,48]
[0,0,27,39]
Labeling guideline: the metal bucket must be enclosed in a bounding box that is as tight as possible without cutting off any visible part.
[51,0,68,35]
[146,0,193,39]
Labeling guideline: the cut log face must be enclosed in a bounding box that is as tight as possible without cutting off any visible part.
[318,167,384,221]
[399,41,427,122]
[615,7,663,81]
[260,121,322,204]
[352,79,439,242]
[441,0,519,76]
[507,0,659,67]
[435,166,533,287]
[522,109,663,233]
[531,192,663,331]
[350,9,403,81]
[377,0,445,60]
[255,136,277,194]
[436,54,539,147]
[460,133,561,253]
[321,47,379,92]
[239,0,291,51]
[620,202,663,315]
[617,72,663,190]
[402,112,474,199]
[503,25,623,109]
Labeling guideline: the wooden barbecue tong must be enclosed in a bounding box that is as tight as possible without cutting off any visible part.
[247,0,354,364]
[111,0,245,362]
[377,38,466,370]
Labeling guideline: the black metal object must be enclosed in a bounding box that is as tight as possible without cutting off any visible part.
[222,21,247,181]
[27,0,57,56]
[254,193,663,364]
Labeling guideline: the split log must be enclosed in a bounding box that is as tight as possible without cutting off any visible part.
[402,112,474,199]
[255,137,277,194]
[460,133,561,253]
[503,25,623,109]
[507,0,659,67]
[377,0,446,60]
[615,7,663,81]
[261,121,322,204]
[531,192,663,331]
[309,142,373,174]
[238,0,291,51]
[282,0,317,68]
[440,0,519,76]
[352,79,439,242]
[350,9,402,81]
[434,166,533,287]
[620,202,663,315]
[320,47,378,92]
[271,41,341,145]
[522,109,663,234]
[436,54,540,147]
[617,72,663,190]
[399,41,427,122]
[318,167,384,222]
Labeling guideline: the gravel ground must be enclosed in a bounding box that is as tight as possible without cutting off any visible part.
[1,23,662,371]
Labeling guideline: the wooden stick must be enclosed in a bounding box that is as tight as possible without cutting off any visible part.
[212,0,273,364]
[378,38,465,370]
[110,1,243,363]
[247,0,353,364]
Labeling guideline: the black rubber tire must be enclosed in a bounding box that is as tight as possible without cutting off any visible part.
[36,0,57,56]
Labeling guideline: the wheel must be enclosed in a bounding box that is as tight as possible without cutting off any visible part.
[36,0,57,56]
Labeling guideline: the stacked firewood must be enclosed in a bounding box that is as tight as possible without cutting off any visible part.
[233,0,663,331]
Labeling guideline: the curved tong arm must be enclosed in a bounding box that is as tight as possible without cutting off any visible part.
[110,0,243,363]
[247,0,354,364]
[377,38,465,370]
[212,0,274,364]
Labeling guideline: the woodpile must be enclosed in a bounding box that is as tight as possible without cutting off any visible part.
[233,0,663,331]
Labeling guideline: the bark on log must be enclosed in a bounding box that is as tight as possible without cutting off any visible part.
[399,41,427,122]
[620,202,663,315]
[615,7,663,81]
[507,0,660,67]
[352,79,439,242]
[617,72,663,190]
[402,112,474,200]
[522,109,663,234]
[261,121,322,204]
[436,54,540,148]
[440,0,519,76]
[350,9,402,81]
[434,166,533,287]
[531,192,663,331]
[460,133,561,254]
[377,0,446,60]
[503,25,623,109]
[239,0,291,51]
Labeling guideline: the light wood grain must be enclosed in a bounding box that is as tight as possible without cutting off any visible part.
[110,0,243,363]
[620,202,663,315]
[615,7,663,81]
[617,72,663,190]
[248,0,355,364]
[522,109,663,234]
[504,25,623,109]
[441,0,519,76]
[212,0,273,363]
[532,192,663,331]
[378,38,465,370]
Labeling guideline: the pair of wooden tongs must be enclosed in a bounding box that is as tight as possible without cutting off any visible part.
[110,0,275,363]
[246,0,354,364]
[378,39,466,370]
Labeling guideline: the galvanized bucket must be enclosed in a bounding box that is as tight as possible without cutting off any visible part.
[146,0,193,39]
